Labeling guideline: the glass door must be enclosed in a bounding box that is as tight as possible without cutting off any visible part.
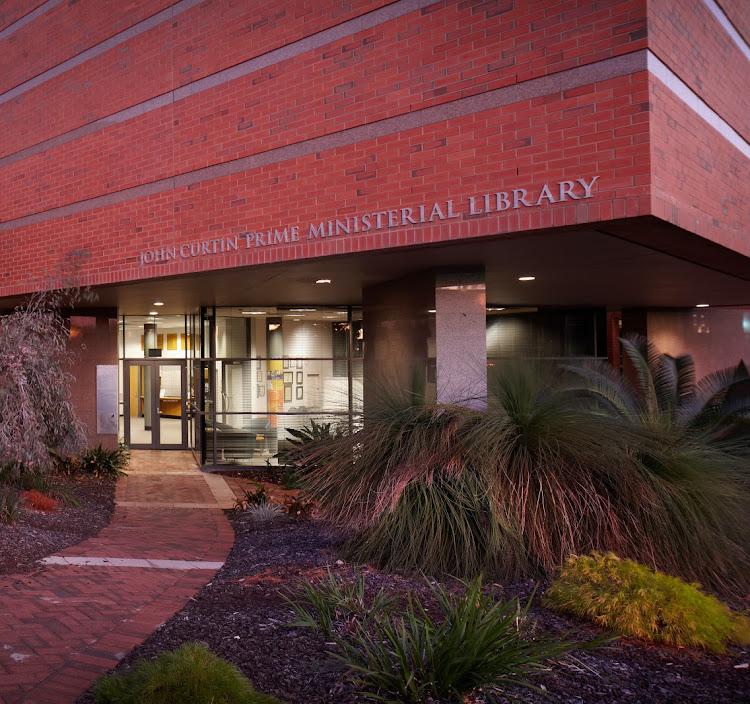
[124,360,187,449]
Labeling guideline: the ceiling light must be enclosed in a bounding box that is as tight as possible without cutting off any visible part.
[487,307,506,312]
[241,310,266,315]
[315,278,332,284]
[153,301,164,306]
[518,276,536,282]
[148,311,158,316]
[427,309,436,314]
[290,308,316,312]
[695,303,710,308]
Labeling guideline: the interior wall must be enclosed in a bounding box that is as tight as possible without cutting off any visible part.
[648,307,750,378]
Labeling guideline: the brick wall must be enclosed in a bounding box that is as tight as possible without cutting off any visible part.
[0,0,747,299]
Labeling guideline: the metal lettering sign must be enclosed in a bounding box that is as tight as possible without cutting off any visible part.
[137,176,599,266]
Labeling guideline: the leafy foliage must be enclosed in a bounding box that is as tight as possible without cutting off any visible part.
[287,569,395,639]
[288,573,578,703]
[0,290,87,476]
[276,419,344,486]
[93,642,281,704]
[545,553,750,653]
[233,483,270,513]
[76,443,130,478]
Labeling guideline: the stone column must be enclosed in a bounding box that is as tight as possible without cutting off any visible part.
[435,271,487,409]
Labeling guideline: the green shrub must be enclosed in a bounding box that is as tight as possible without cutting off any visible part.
[329,576,577,703]
[287,569,395,639]
[544,552,750,653]
[93,642,281,704]
[78,442,130,477]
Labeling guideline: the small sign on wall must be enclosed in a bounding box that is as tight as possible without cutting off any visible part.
[96,365,118,435]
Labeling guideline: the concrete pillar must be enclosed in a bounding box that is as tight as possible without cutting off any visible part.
[435,272,487,408]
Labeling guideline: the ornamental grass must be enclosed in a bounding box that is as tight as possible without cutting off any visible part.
[300,356,750,595]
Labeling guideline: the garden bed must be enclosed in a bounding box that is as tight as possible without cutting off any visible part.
[0,475,116,575]
[78,513,749,704]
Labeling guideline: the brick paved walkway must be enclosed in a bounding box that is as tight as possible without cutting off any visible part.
[0,451,235,704]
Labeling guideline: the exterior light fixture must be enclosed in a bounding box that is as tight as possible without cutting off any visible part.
[487,307,506,312]
[148,311,158,316]
[695,303,710,308]
[153,301,164,306]
[518,276,536,281]
[315,278,332,284]
[427,309,437,314]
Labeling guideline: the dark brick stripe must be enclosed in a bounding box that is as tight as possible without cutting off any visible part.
[0,50,648,232]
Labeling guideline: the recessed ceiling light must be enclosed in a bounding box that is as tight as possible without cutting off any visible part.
[427,309,437,314]
[315,278,332,284]
[153,301,164,306]
[148,311,158,316]
[518,276,536,282]
[241,310,266,315]
[487,307,506,312]
[290,308,316,312]
[695,303,710,308]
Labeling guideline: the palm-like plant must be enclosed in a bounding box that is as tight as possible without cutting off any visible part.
[566,335,750,440]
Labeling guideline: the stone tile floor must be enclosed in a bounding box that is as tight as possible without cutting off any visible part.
[0,451,234,704]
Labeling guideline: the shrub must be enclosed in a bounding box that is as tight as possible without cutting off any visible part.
[78,442,130,477]
[545,553,750,653]
[294,574,578,704]
[302,362,750,594]
[247,502,284,523]
[22,489,58,512]
[0,488,20,524]
[93,642,281,704]
[287,569,395,639]
[0,288,87,475]
[233,483,270,513]
[283,495,315,520]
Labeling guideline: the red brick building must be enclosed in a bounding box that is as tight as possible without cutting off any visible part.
[1,0,748,464]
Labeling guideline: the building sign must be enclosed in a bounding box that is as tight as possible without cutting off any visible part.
[137,176,599,266]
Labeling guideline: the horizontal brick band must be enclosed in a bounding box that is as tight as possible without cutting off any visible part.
[0,50,649,232]
[0,0,61,39]
[0,0,435,168]
[0,0,202,104]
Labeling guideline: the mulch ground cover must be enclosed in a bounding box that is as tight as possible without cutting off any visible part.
[78,511,749,703]
[0,475,116,574]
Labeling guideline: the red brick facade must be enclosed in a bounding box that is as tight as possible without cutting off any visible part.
[0,0,747,297]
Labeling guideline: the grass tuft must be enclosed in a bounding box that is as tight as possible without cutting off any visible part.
[93,642,281,704]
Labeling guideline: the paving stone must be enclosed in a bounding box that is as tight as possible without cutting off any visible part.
[0,451,234,704]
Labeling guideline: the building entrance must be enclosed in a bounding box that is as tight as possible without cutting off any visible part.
[123,360,188,449]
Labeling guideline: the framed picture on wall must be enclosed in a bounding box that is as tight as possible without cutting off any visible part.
[283,371,293,383]
[296,371,303,384]
[283,358,290,369]
[284,385,292,402]
[256,384,265,398]
[256,369,262,383]
[295,359,303,369]
[296,386,303,400]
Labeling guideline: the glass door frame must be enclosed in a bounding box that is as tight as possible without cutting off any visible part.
[123,359,188,449]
